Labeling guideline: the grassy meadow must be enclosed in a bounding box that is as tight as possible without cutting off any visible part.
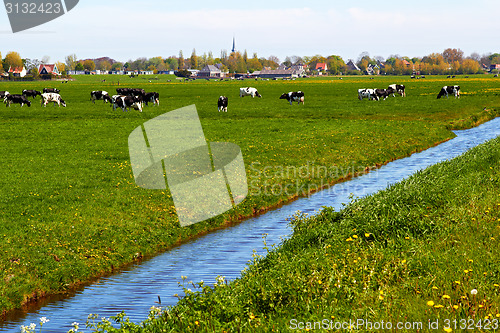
[121,128,500,333]
[0,74,499,315]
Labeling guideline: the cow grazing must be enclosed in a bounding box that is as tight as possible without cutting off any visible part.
[239,87,262,98]
[22,90,41,99]
[218,96,228,112]
[41,93,66,107]
[374,89,390,101]
[116,88,145,98]
[5,94,31,107]
[358,88,378,101]
[279,91,305,105]
[90,90,112,103]
[387,84,406,97]
[43,88,60,94]
[0,91,10,99]
[144,92,159,106]
[437,85,460,99]
[112,95,143,112]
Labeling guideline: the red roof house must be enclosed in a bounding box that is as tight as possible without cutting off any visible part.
[38,64,60,75]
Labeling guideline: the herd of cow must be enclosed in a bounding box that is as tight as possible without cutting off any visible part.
[0,88,66,107]
[0,82,461,112]
[90,88,160,112]
[358,84,461,101]
[217,87,305,112]
[0,87,160,112]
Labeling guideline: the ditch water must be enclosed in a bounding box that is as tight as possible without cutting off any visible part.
[2,117,500,332]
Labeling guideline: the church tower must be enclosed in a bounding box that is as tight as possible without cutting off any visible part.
[232,36,236,53]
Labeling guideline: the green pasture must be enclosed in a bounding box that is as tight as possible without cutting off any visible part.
[0,74,499,314]
[125,129,500,333]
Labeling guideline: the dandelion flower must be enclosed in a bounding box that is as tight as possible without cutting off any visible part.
[442,295,451,299]
[427,301,435,307]
[432,286,438,290]
[365,233,370,237]
[453,305,459,309]
[444,327,452,332]
[434,304,444,308]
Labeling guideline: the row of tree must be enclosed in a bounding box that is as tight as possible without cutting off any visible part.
[1,48,499,77]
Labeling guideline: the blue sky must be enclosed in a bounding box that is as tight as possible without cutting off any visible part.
[0,0,496,63]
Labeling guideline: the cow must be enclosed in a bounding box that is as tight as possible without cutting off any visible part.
[239,87,262,98]
[279,91,305,105]
[41,93,66,107]
[144,92,159,106]
[218,96,228,112]
[437,85,460,99]
[374,89,390,101]
[112,95,143,112]
[387,84,406,97]
[358,88,378,101]
[90,90,112,103]
[43,88,60,94]
[22,90,41,99]
[0,91,10,99]
[4,94,31,107]
[116,88,145,98]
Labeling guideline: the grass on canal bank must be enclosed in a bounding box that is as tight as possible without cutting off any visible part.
[97,133,500,332]
[1,74,500,316]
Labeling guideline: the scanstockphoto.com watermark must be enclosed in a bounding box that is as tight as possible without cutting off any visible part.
[290,318,500,331]
[4,0,79,33]
[248,161,380,198]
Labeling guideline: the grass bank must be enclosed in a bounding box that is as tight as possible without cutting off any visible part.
[0,74,499,315]
[108,133,500,332]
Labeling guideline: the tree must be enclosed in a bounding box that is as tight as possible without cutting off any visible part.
[24,58,40,72]
[98,60,111,71]
[75,63,84,71]
[178,50,184,70]
[5,51,23,71]
[82,59,95,71]
[442,48,464,64]
[55,61,65,73]
[459,59,480,74]
[41,55,50,64]
[30,67,39,78]
[190,49,198,69]
[111,62,123,71]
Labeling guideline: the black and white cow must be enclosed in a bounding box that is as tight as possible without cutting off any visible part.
[5,94,31,107]
[437,85,460,99]
[144,92,160,106]
[279,91,305,105]
[90,90,112,103]
[43,88,60,94]
[22,90,41,99]
[387,84,406,97]
[0,91,10,99]
[112,95,143,112]
[374,89,390,101]
[41,93,66,107]
[358,88,378,101]
[218,96,228,112]
[239,87,262,98]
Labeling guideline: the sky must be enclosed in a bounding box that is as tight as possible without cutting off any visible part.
[0,0,497,64]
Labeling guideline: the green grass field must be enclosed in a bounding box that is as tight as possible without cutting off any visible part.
[0,74,499,315]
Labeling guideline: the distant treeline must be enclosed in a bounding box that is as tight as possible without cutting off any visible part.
[1,48,499,76]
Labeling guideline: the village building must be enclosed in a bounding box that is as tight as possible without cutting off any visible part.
[8,66,27,77]
[197,65,223,78]
[346,59,361,72]
[315,62,328,75]
[38,64,60,75]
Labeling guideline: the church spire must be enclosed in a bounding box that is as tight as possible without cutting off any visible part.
[232,36,236,53]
